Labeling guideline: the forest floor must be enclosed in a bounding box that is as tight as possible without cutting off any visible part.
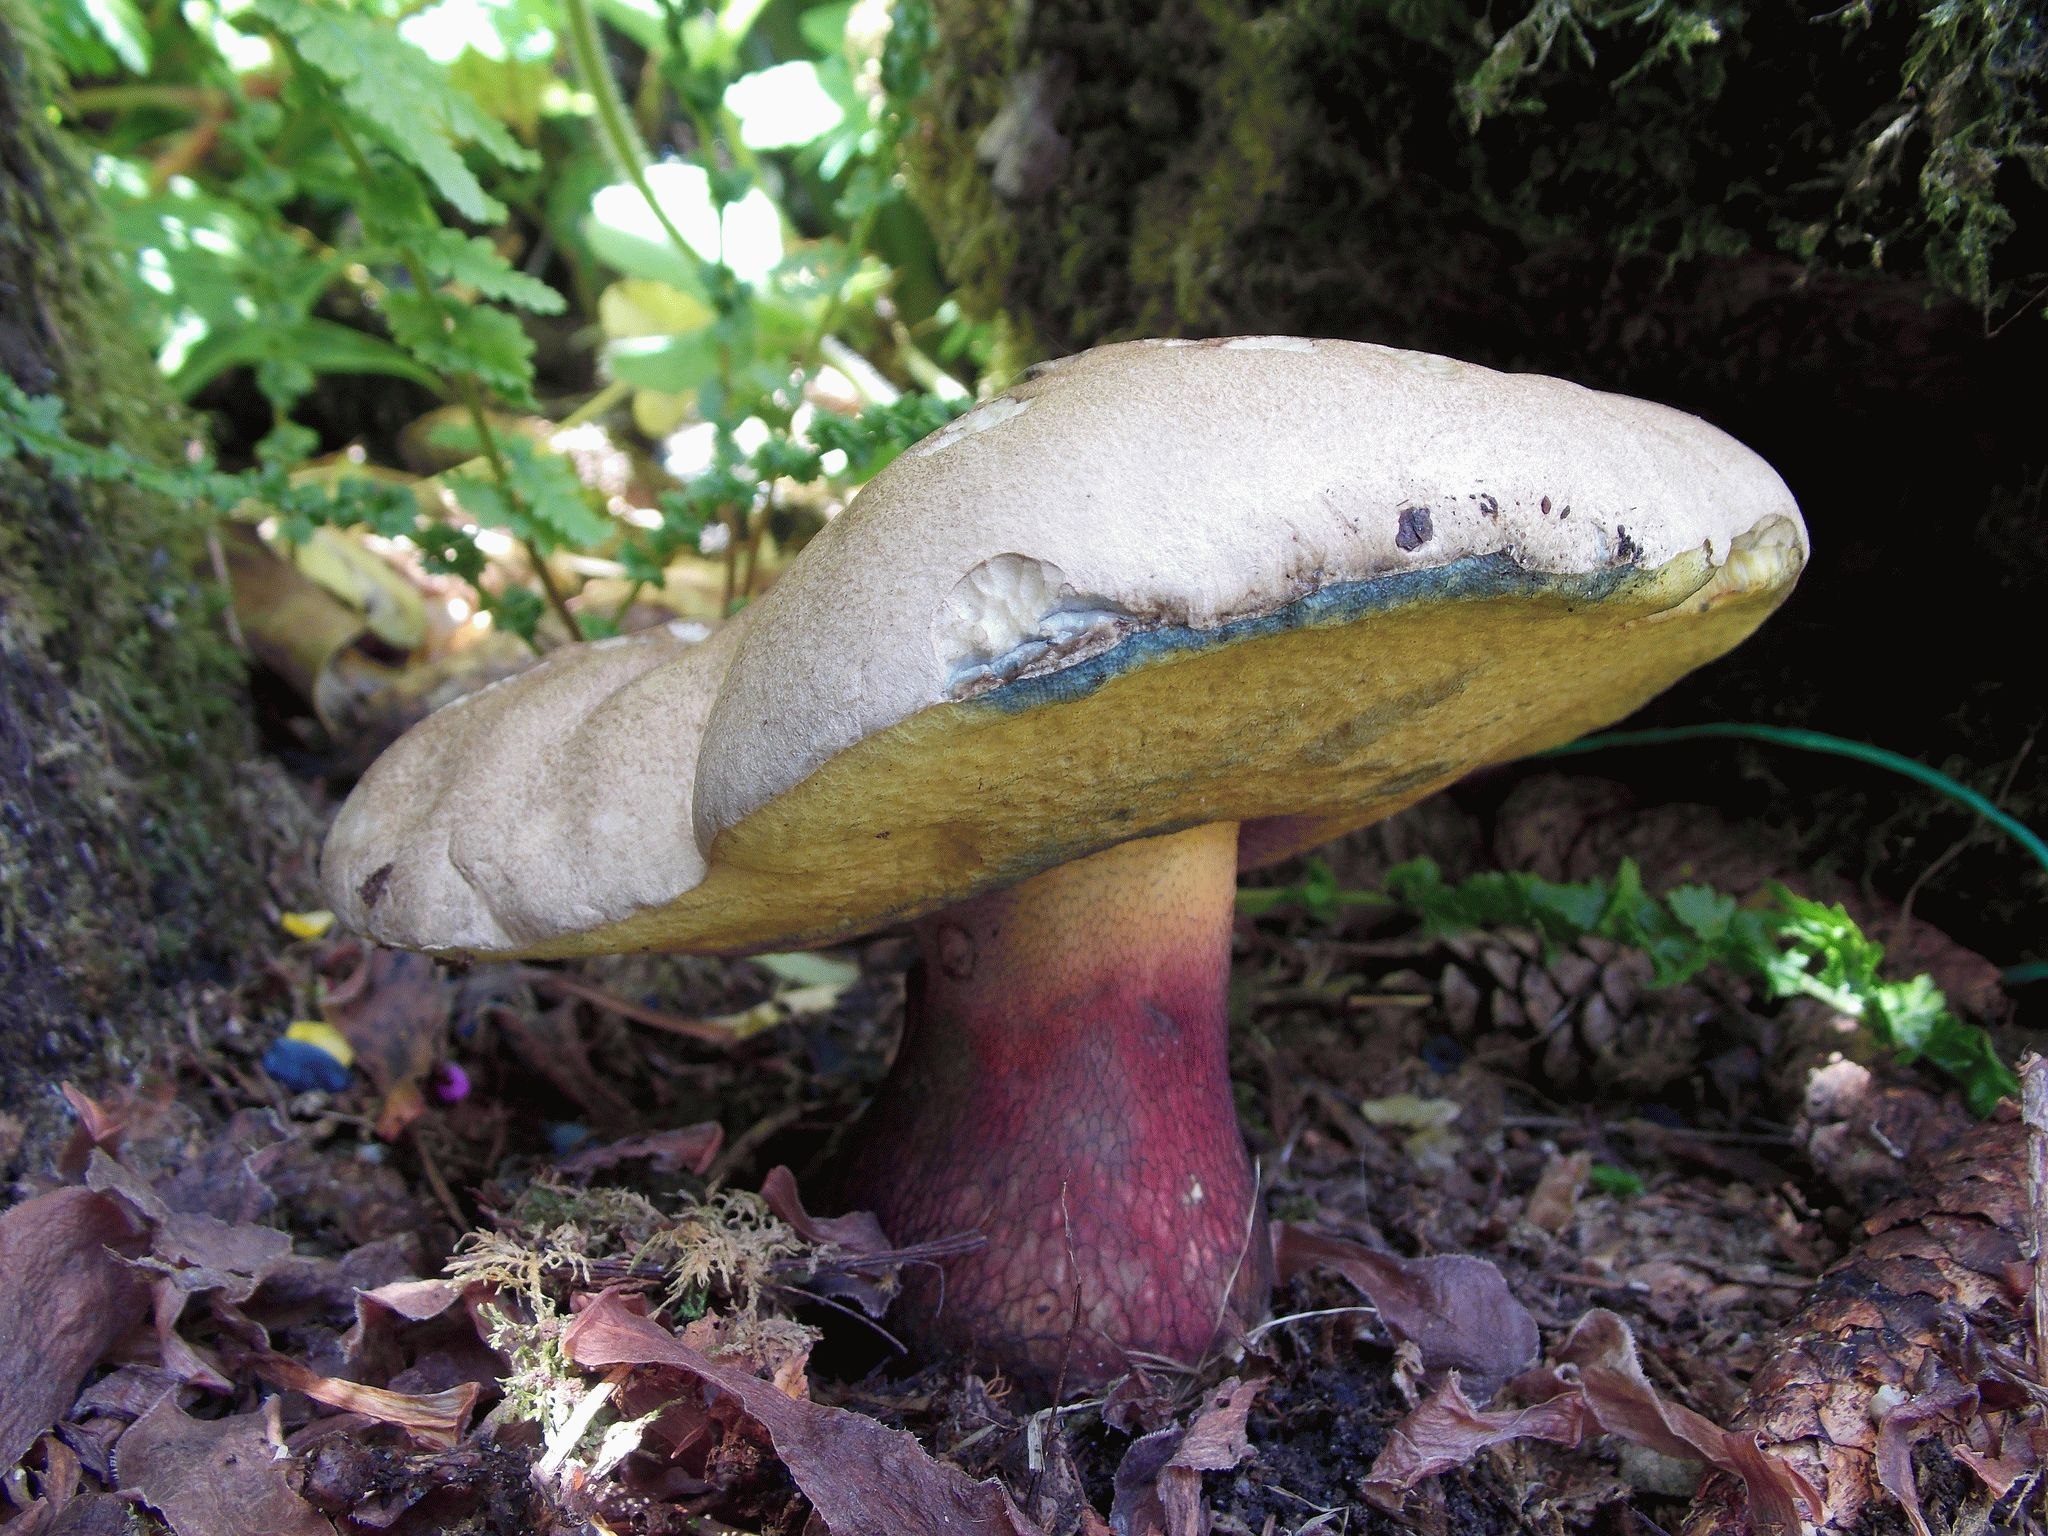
[0,765,2039,1536]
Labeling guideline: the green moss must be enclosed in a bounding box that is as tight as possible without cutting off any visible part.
[0,0,271,1134]
[892,0,2047,356]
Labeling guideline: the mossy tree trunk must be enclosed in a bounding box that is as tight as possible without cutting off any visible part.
[0,0,274,1155]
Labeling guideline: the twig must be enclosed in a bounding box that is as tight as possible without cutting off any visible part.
[1245,1305,1382,1343]
[521,968,746,1045]
[2021,1054,2048,1375]
[410,1128,469,1228]
[204,528,248,655]
[704,1102,809,1187]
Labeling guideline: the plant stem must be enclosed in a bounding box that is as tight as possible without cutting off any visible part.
[607,579,646,628]
[562,0,714,290]
[450,376,584,644]
[558,378,634,431]
[65,83,225,115]
[739,494,770,597]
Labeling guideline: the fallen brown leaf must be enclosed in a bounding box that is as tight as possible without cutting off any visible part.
[1561,1310,1819,1536]
[86,1150,295,1389]
[563,1289,1045,1536]
[1950,1420,2048,1499]
[761,1165,890,1257]
[1873,1383,1978,1536]
[759,1164,977,1320]
[1365,1310,1822,1533]
[557,1123,725,1179]
[323,945,450,1140]
[0,1188,149,1468]
[115,1398,333,1536]
[1272,1223,1538,1401]
[1109,1376,1262,1536]
[341,1278,466,1367]
[9,1492,136,1536]
[1364,1374,1586,1508]
[55,1083,126,1176]
[250,1352,479,1449]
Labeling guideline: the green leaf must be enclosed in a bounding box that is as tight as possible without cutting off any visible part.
[716,0,775,51]
[1667,883,1736,943]
[382,292,537,406]
[799,1,854,53]
[1588,1163,1646,1197]
[724,62,847,150]
[418,230,568,314]
[605,330,723,394]
[53,0,152,73]
[489,584,546,641]
[170,317,444,397]
[1361,853,2020,1118]
[415,521,489,584]
[250,0,537,222]
[447,443,612,555]
[502,440,613,549]
[1525,877,1609,939]
[586,163,785,290]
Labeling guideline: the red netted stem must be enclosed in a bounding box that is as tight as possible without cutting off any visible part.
[845,822,1270,1389]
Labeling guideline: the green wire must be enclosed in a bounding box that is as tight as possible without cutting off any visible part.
[1544,723,2048,878]
[1549,724,2048,985]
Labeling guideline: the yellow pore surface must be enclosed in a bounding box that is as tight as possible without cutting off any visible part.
[526,531,1797,959]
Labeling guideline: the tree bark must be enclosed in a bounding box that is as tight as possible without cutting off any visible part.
[0,0,279,1160]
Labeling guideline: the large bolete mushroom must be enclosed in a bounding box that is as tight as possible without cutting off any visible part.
[324,337,1806,1389]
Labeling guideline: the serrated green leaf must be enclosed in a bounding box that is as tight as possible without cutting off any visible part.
[1355,847,2018,1117]
[489,584,546,641]
[1527,878,1609,938]
[419,229,567,314]
[1667,883,1736,942]
[1588,1163,1646,1197]
[446,472,519,532]
[383,291,537,406]
[502,441,613,549]
[250,0,536,222]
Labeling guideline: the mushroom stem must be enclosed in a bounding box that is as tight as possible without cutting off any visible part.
[845,821,1271,1390]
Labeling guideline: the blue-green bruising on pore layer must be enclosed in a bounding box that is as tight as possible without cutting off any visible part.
[977,552,1642,714]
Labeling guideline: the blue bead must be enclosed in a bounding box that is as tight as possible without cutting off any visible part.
[262,1037,353,1094]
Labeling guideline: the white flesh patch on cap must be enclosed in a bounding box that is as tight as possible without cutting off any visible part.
[906,395,1030,459]
[937,553,1132,695]
[1220,335,1318,353]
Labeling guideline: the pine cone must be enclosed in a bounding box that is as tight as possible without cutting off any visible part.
[1681,1103,2034,1536]
[1437,930,1718,1093]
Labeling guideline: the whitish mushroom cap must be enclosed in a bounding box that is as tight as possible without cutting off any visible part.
[323,337,1807,958]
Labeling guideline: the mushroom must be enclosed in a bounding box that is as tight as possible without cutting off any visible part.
[323,336,1807,1390]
